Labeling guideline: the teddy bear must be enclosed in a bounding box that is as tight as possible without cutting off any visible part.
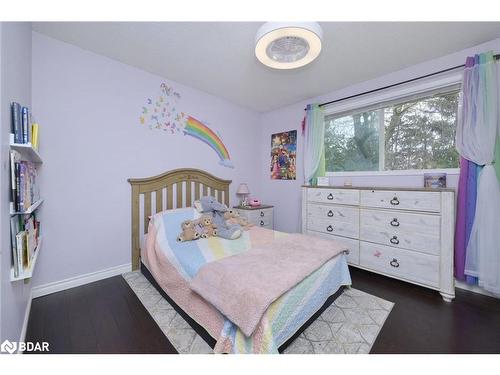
[197,214,218,238]
[196,196,241,239]
[237,216,253,231]
[223,210,253,231]
[223,210,239,225]
[176,220,200,242]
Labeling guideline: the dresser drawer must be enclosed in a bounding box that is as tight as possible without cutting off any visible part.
[307,188,359,206]
[307,203,359,224]
[359,242,440,288]
[306,231,360,265]
[251,216,273,228]
[235,207,274,229]
[360,190,441,212]
[307,216,359,239]
[360,209,440,255]
[244,208,273,222]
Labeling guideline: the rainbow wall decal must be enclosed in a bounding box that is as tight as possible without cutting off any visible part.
[184,116,233,168]
[140,82,233,168]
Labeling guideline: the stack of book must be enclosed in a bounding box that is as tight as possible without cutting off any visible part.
[9,150,41,213]
[10,214,40,278]
[11,102,40,150]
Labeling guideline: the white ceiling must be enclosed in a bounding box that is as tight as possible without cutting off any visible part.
[32,22,500,112]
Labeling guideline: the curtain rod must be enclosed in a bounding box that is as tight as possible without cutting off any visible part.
[308,53,500,110]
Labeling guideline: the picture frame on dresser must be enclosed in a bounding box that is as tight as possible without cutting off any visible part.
[301,185,455,302]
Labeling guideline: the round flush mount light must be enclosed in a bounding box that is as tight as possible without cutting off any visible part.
[255,22,323,70]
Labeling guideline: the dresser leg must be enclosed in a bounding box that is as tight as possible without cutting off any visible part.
[440,292,455,302]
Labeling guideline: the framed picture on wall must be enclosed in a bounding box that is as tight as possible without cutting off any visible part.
[270,130,297,180]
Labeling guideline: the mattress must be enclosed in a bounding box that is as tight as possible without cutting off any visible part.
[141,207,352,353]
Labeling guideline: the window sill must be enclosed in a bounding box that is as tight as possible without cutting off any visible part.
[325,168,460,177]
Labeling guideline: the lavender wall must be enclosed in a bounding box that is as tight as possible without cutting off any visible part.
[1,22,33,342]
[259,37,500,233]
[31,32,261,287]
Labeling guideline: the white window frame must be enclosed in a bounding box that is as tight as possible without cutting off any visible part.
[324,71,462,177]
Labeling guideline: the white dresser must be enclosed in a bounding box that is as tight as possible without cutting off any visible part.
[301,186,455,301]
[234,205,274,230]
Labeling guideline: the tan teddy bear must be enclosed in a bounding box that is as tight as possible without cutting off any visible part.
[176,220,200,242]
[237,216,253,230]
[198,215,218,238]
[224,210,253,230]
[223,210,239,225]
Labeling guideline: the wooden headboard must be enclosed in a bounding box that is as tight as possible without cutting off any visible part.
[127,168,231,270]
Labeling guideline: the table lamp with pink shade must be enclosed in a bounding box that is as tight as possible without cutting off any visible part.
[236,183,250,207]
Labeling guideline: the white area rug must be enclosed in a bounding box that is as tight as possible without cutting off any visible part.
[123,271,393,354]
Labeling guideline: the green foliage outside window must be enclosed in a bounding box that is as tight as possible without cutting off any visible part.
[324,92,459,172]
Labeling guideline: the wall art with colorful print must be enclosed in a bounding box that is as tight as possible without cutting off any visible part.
[270,130,297,180]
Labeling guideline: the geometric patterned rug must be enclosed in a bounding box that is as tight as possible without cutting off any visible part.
[123,271,394,354]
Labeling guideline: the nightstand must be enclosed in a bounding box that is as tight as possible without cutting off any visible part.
[233,205,274,230]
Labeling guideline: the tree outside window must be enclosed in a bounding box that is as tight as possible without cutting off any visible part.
[324,91,459,172]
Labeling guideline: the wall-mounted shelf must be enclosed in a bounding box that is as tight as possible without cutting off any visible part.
[10,141,42,163]
[10,199,43,216]
[9,106,44,285]
[10,236,43,282]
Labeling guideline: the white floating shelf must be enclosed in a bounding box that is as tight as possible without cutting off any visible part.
[10,236,43,282]
[10,199,44,216]
[10,141,42,163]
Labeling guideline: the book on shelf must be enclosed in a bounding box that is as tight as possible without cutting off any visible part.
[31,123,40,150]
[10,102,39,148]
[11,102,22,144]
[15,231,25,276]
[10,216,20,278]
[22,107,29,144]
[10,213,40,278]
[9,150,19,212]
[9,151,40,213]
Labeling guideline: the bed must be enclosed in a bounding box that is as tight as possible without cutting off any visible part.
[128,168,351,353]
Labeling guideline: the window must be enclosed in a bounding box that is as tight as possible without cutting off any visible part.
[324,90,460,173]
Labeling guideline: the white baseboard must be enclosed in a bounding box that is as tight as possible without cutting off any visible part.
[455,280,500,299]
[32,263,132,298]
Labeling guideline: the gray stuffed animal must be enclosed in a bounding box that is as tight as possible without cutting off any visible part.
[198,196,241,240]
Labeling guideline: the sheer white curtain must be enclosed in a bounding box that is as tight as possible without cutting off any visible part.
[455,52,500,294]
[303,104,325,184]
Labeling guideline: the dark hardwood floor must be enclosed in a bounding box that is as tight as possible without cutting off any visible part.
[26,276,177,353]
[25,267,500,354]
[350,267,500,353]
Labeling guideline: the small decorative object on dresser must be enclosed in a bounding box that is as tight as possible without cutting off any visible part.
[249,198,262,207]
[424,173,447,189]
[234,205,274,230]
[317,176,329,186]
[301,186,456,302]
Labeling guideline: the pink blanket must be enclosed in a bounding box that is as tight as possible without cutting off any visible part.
[189,233,347,337]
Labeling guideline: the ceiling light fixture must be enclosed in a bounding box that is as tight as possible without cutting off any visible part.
[255,22,323,70]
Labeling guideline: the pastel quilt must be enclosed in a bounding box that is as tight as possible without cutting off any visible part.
[142,207,352,353]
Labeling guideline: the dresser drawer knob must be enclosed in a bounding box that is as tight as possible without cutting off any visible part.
[326,225,333,232]
[260,220,264,226]
[390,196,400,205]
[390,218,400,227]
[327,193,334,200]
[390,258,400,268]
[327,210,334,217]
[390,236,400,245]
[260,211,264,217]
